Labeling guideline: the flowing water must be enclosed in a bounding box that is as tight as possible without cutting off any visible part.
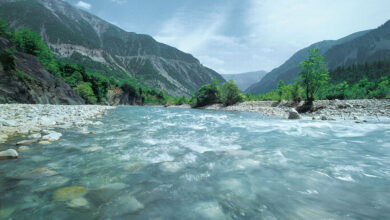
[1,106,390,219]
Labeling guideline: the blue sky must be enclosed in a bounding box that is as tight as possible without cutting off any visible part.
[65,0,390,74]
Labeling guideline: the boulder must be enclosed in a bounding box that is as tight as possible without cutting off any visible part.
[321,115,327,120]
[288,108,301,119]
[0,149,18,160]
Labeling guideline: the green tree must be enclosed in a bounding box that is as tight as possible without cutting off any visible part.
[194,78,222,107]
[221,80,243,106]
[74,82,97,104]
[120,78,139,98]
[0,49,15,71]
[14,28,58,75]
[277,80,285,100]
[0,18,12,38]
[369,77,390,98]
[299,49,329,101]
[290,81,303,101]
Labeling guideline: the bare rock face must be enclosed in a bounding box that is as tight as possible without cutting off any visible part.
[0,37,84,104]
[288,108,301,119]
[0,149,19,160]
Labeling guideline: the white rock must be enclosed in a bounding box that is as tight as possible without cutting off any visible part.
[40,117,56,126]
[28,133,42,139]
[2,120,18,127]
[42,132,62,141]
[288,108,301,119]
[0,149,19,160]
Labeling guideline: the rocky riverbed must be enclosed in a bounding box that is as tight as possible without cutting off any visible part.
[172,99,390,121]
[0,104,115,157]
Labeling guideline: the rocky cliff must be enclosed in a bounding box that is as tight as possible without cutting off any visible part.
[0,37,84,104]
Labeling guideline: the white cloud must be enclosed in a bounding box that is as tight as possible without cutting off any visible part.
[152,0,390,74]
[75,1,91,10]
[110,0,127,4]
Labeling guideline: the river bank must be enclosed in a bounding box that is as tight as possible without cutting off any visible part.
[0,104,115,146]
[170,99,390,121]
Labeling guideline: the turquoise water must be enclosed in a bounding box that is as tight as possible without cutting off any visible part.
[1,106,390,219]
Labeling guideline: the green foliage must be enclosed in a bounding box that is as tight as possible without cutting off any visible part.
[14,69,36,87]
[298,48,329,101]
[194,78,222,107]
[0,18,12,38]
[74,82,97,104]
[13,28,58,75]
[291,81,303,101]
[221,80,243,106]
[277,80,285,100]
[369,77,390,98]
[120,78,139,98]
[0,48,15,71]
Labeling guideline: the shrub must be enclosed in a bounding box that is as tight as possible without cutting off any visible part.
[0,49,15,71]
[74,82,97,104]
[194,78,222,107]
[222,80,243,106]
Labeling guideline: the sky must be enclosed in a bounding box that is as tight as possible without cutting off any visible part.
[65,0,390,74]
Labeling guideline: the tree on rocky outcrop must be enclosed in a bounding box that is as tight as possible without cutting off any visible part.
[299,49,329,102]
[222,80,243,106]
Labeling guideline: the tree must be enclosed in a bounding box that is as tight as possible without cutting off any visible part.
[291,81,303,101]
[277,80,285,101]
[194,78,222,107]
[0,49,15,71]
[74,82,97,104]
[298,49,329,101]
[222,80,243,106]
[120,78,139,98]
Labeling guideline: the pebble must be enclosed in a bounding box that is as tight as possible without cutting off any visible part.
[0,104,115,144]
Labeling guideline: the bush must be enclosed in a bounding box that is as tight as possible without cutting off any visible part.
[120,78,139,98]
[222,80,243,106]
[0,49,15,71]
[194,78,222,107]
[74,82,97,104]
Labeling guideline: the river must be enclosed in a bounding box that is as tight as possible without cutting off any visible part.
[1,106,390,219]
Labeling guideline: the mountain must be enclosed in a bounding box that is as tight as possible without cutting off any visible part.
[0,0,224,96]
[0,37,84,104]
[245,22,390,94]
[221,71,267,91]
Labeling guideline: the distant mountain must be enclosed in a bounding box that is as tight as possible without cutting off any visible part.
[245,21,390,94]
[221,71,267,91]
[0,0,224,96]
